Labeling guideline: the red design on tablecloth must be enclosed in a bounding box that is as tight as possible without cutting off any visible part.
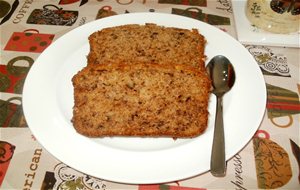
[59,0,88,6]
[4,29,54,53]
[254,130,270,139]
[59,0,80,4]
[0,97,27,127]
[0,56,34,94]
[158,0,207,6]
[0,65,23,93]
[266,83,300,128]
[0,141,15,187]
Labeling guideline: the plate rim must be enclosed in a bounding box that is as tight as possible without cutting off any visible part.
[23,12,267,184]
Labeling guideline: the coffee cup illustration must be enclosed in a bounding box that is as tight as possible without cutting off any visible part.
[0,0,19,25]
[4,29,55,53]
[26,4,78,26]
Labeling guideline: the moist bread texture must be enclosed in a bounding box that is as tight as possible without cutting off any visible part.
[72,63,211,138]
[87,24,206,70]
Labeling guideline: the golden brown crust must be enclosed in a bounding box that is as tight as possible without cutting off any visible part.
[72,63,211,138]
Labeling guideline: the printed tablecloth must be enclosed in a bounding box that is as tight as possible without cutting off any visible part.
[1,0,299,189]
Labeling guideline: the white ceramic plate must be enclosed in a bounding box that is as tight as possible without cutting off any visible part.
[232,0,300,48]
[23,13,266,184]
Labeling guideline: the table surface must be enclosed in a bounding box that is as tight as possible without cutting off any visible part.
[1,0,299,189]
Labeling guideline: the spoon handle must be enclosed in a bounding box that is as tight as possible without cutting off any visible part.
[210,96,226,177]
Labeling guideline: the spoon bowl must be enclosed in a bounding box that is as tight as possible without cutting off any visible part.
[206,55,236,177]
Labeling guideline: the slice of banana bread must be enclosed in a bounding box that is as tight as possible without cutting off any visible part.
[72,63,211,138]
[87,24,206,70]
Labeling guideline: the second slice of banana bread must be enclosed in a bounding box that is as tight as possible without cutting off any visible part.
[87,24,206,70]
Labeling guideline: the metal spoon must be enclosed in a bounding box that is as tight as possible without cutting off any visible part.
[206,55,235,177]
